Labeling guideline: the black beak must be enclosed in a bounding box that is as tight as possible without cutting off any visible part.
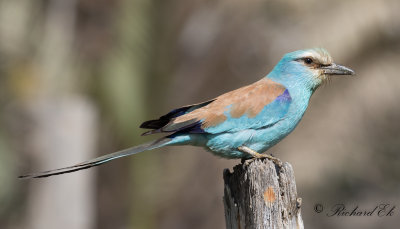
[320,63,355,75]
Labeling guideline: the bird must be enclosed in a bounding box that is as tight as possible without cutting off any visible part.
[19,48,354,178]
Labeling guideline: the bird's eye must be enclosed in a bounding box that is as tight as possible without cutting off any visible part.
[304,58,313,64]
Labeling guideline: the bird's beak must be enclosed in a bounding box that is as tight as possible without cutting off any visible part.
[320,63,355,76]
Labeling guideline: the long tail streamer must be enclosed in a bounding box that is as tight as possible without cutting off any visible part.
[19,138,171,179]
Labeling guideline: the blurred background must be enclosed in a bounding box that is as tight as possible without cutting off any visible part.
[1,0,400,228]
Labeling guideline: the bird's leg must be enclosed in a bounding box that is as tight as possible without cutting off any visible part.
[238,146,283,167]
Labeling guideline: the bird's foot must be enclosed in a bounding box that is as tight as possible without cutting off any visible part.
[238,146,283,167]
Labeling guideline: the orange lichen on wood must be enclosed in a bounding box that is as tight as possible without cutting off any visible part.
[263,186,276,204]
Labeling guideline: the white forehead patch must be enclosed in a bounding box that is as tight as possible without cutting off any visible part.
[300,49,333,65]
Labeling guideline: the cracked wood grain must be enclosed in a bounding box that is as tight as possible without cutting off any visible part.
[223,159,304,229]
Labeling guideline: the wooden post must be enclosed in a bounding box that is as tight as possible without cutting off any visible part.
[223,159,304,229]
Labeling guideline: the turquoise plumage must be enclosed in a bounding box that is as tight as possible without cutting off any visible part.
[20,48,354,178]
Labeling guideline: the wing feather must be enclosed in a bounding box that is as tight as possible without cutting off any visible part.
[141,78,291,135]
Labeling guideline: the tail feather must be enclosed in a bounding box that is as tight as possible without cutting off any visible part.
[19,138,171,179]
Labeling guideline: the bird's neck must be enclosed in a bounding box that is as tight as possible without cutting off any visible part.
[264,75,313,101]
[264,75,313,116]
[265,66,317,126]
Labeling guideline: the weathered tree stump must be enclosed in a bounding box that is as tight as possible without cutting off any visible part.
[223,159,304,229]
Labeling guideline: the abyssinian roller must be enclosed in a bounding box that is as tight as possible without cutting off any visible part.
[20,48,354,178]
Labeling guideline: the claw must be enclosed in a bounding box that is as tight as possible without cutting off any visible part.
[238,146,283,167]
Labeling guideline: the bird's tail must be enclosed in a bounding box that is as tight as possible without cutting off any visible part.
[19,137,172,179]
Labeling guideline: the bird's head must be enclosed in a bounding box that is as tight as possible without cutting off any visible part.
[269,48,354,92]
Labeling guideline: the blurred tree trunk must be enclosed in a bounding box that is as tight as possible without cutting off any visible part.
[8,0,98,229]
[99,0,158,228]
